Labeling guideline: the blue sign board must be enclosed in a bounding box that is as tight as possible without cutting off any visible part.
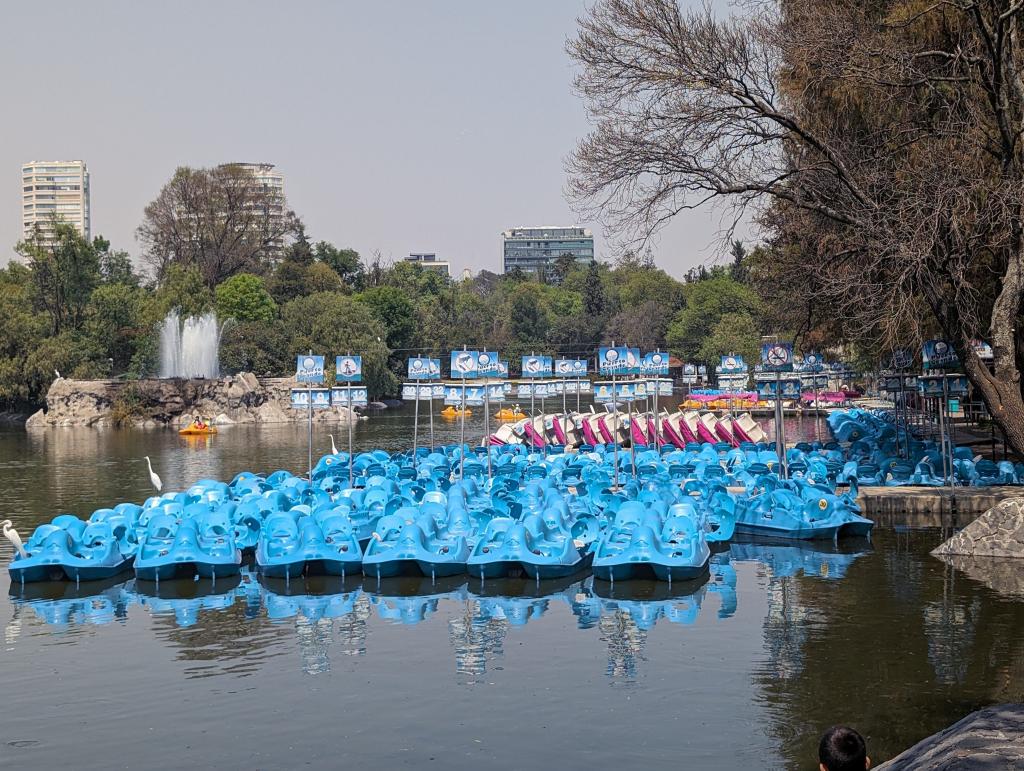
[335,355,362,382]
[497,361,510,378]
[407,357,441,380]
[756,378,802,400]
[641,351,670,376]
[719,354,748,375]
[922,340,960,370]
[331,386,368,407]
[648,378,674,396]
[402,383,445,401]
[802,352,824,373]
[476,351,502,375]
[521,355,553,378]
[555,358,588,377]
[598,347,630,375]
[760,343,794,373]
[296,354,325,383]
[450,350,480,379]
[889,349,913,370]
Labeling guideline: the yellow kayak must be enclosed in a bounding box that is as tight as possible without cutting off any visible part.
[179,424,218,436]
[441,406,471,418]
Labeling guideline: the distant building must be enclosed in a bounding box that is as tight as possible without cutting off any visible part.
[22,160,91,242]
[218,162,287,255]
[405,252,451,277]
[501,226,594,274]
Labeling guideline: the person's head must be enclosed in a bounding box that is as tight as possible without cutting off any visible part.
[819,726,870,771]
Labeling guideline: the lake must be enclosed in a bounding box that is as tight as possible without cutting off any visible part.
[2,409,1021,769]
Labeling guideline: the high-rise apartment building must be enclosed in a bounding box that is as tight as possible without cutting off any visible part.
[218,162,286,255]
[501,226,594,274]
[22,160,90,242]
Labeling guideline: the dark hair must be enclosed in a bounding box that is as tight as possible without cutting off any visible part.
[819,726,867,771]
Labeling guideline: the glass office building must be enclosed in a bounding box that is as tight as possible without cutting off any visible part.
[501,226,594,274]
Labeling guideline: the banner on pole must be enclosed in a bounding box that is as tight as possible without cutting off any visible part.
[680,363,698,384]
[555,358,588,377]
[407,357,441,380]
[802,352,825,373]
[760,343,794,373]
[476,351,502,376]
[450,350,480,379]
[296,355,325,383]
[756,378,802,400]
[922,340,960,370]
[641,351,670,376]
[335,355,362,382]
[521,355,553,378]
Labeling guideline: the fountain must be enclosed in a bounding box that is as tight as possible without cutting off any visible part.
[158,311,221,378]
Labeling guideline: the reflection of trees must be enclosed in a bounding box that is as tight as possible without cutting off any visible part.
[599,608,646,682]
[447,600,509,684]
[752,530,1024,768]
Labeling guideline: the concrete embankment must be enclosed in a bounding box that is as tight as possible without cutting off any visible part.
[855,486,1024,527]
[25,374,358,428]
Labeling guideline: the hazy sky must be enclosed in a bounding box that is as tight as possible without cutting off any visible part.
[1,0,751,278]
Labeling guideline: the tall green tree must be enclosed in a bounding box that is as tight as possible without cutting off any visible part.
[215,273,277,322]
[17,222,101,334]
[666,276,761,363]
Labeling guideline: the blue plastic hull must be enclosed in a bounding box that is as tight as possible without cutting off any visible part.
[519,550,593,580]
[593,560,709,582]
[734,521,841,541]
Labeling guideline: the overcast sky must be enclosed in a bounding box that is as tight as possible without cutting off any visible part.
[1,0,752,278]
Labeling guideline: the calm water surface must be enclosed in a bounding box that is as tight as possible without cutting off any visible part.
[2,409,1022,770]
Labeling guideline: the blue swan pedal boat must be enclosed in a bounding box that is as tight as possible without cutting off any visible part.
[592,508,711,582]
[8,517,134,584]
[135,514,242,581]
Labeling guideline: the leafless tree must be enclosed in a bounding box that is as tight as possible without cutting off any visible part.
[137,164,299,288]
[568,0,1024,454]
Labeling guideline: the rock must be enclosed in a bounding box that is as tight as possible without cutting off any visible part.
[932,498,1024,559]
[368,401,388,410]
[876,704,1024,769]
[24,374,373,428]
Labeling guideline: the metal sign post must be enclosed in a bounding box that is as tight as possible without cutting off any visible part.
[346,386,354,487]
[412,384,420,472]
[762,342,793,479]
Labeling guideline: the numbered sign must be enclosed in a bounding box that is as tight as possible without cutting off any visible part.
[757,378,802,400]
[594,382,615,403]
[310,389,332,409]
[917,375,945,397]
[516,383,534,398]
[487,383,505,403]
[296,355,325,383]
[331,386,367,407]
[407,357,441,380]
[290,389,310,407]
[946,375,969,395]
[648,378,673,396]
[760,343,794,373]
[450,350,480,379]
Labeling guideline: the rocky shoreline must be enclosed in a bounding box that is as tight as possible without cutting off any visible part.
[25,374,359,428]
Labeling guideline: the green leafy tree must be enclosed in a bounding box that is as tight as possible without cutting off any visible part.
[583,261,606,317]
[314,242,364,288]
[698,312,761,370]
[151,264,214,320]
[85,283,150,371]
[307,262,345,294]
[17,222,102,334]
[93,236,139,286]
[219,320,292,376]
[215,273,277,322]
[603,300,669,349]
[666,276,761,363]
[281,292,394,396]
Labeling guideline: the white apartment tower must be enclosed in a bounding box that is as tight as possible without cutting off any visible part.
[22,160,91,242]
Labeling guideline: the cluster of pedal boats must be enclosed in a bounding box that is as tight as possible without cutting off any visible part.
[489,408,767,449]
[829,409,1024,486]
[6,428,876,587]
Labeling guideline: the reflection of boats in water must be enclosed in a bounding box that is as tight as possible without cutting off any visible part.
[364,575,468,625]
[729,538,871,580]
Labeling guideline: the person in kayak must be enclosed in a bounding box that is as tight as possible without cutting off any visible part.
[819,726,870,771]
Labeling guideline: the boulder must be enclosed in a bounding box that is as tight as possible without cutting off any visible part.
[932,498,1024,559]
[877,704,1024,769]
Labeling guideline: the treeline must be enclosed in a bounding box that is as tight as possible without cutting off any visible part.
[0,165,779,408]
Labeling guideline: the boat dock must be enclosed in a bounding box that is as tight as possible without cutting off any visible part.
[856,485,1022,528]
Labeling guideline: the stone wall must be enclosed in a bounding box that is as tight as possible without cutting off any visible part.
[25,374,358,428]
[931,497,1024,559]
[876,704,1024,769]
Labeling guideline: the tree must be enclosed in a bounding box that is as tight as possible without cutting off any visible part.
[220,320,291,376]
[355,286,418,353]
[151,264,214,320]
[666,276,761,363]
[604,300,669,350]
[281,292,394,396]
[699,312,760,370]
[583,261,606,317]
[729,241,748,284]
[568,0,1024,454]
[17,222,101,334]
[93,236,139,286]
[314,242,364,288]
[215,273,277,322]
[85,283,150,371]
[137,164,299,287]
[551,252,578,284]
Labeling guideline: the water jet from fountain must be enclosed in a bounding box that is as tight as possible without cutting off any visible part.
[158,311,222,379]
